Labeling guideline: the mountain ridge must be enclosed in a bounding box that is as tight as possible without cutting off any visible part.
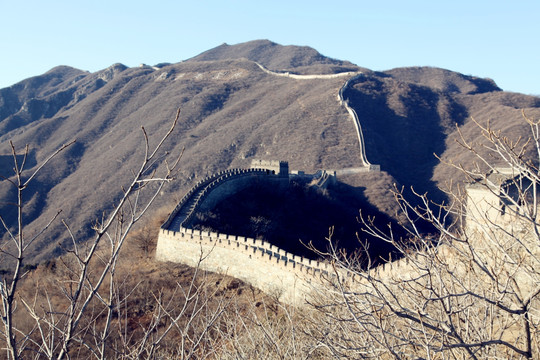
[1,40,539,264]
[188,39,362,74]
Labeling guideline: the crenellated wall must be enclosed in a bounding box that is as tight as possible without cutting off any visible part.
[163,168,275,231]
[157,165,540,306]
[338,73,376,168]
[156,227,332,305]
[181,169,279,227]
[156,53,387,304]
[156,162,343,305]
[254,62,377,171]
[155,161,433,304]
[254,62,360,80]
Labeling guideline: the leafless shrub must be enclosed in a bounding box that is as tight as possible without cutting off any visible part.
[307,112,540,359]
[0,109,185,359]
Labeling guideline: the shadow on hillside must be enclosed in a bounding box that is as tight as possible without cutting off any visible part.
[0,143,86,253]
[190,178,414,268]
[0,153,38,175]
[345,75,468,205]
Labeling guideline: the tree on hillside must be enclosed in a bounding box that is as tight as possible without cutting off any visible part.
[306,113,540,359]
[4,106,540,360]
[0,109,234,359]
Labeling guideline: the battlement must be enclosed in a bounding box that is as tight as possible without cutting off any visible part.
[250,159,289,176]
[155,160,447,304]
[158,228,331,274]
[156,162,338,305]
[156,227,330,305]
[465,168,540,247]
[156,163,540,306]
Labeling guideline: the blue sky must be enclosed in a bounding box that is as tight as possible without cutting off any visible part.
[1,0,539,95]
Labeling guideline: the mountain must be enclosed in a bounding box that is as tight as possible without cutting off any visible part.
[347,67,540,200]
[1,40,539,264]
[189,39,363,74]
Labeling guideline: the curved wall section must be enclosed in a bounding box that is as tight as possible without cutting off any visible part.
[156,163,402,305]
[156,228,329,305]
[156,164,334,305]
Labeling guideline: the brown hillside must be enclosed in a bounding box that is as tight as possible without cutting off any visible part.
[384,66,501,94]
[190,39,363,74]
[344,68,540,202]
[1,40,540,265]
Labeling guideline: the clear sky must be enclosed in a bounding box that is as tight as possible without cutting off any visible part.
[1,0,539,95]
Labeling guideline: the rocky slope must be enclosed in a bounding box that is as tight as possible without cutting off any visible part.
[0,39,539,264]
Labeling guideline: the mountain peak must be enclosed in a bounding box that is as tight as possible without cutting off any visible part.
[188,39,360,74]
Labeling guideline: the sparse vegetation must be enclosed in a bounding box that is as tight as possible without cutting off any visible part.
[2,40,540,359]
[1,41,539,265]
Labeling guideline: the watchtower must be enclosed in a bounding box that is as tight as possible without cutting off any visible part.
[465,167,537,241]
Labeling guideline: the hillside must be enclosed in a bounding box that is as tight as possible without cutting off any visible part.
[1,40,540,264]
[344,67,540,202]
[189,39,364,74]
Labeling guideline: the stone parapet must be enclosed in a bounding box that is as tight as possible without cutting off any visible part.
[156,228,329,305]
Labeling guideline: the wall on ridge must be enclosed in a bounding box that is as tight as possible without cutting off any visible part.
[158,164,540,308]
[156,161,382,305]
[254,60,376,171]
[338,74,373,168]
[155,225,432,306]
[181,169,272,228]
[254,62,359,80]
[161,169,237,229]
[156,228,328,305]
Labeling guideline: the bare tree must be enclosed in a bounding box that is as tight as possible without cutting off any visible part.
[132,226,158,257]
[111,258,234,360]
[213,297,320,360]
[306,113,540,359]
[1,139,75,360]
[0,107,308,360]
[0,109,186,359]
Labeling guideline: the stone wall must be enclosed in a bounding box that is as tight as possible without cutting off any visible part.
[154,57,407,304]
[156,228,330,305]
[196,174,287,213]
[161,169,241,229]
[254,62,359,80]
[182,169,275,227]
[254,61,376,171]
[156,162,340,305]
[338,74,374,168]
[157,164,540,307]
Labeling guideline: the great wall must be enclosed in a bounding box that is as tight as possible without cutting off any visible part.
[155,64,409,304]
[253,62,379,172]
[156,161,338,304]
[156,92,536,305]
[156,62,384,303]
